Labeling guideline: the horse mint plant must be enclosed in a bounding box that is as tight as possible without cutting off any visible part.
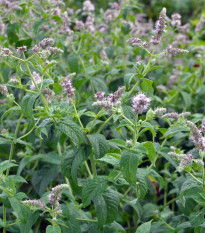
[0,1,204,232]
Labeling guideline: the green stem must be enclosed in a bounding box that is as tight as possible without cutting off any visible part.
[76,218,97,223]
[200,152,205,188]
[90,153,97,177]
[3,205,6,233]
[3,114,23,233]
[84,161,93,179]
[113,171,122,180]
[90,108,104,133]
[73,103,84,129]
[97,110,117,133]
[157,215,175,231]
[122,187,132,199]
[188,172,203,184]
[161,197,178,209]
[17,117,41,140]
[121,114,135,126]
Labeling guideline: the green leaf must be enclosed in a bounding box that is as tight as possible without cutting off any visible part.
[68,53,78,73]
[82,176,108,207]
[135,221,152,233]
[21,93,40,118]
[87,134,109,159]
[181,91,191,108]
[52,83,62,95]
[141,79,153,97]
[42,61,57,75]
[120,150,138,183]
[142,142,156,165]
[1,106,21,125]
[71,145,92,182]
[0,160,17,174]
[7,23,19,44]
[9,197,39,233]
[0,137,11,145]
[91,78,108,92]
[164,126,189,138]
[46,225,61,233]
[32,165,59,196]
[62,216,82,233]
[58,119,84,146]
[93,189,119,226]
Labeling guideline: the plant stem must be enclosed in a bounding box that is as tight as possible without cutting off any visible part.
[122,187,132,199]
[3,114,23,233]
[17,117,41,140]
[188,172,203,184]
[84,161,93,179]
[73,103,84,129]
[157,215,175,231]
[3,205,6,233]
[121,114,135,126]
[6,114,23,176]
[113,171,122,180]
[90,153,97,177]
[76,218,97,222]
[97,110,117,133]
[90,108,104,133]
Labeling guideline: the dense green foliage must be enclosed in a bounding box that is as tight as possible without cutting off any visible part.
[0,0,205,232]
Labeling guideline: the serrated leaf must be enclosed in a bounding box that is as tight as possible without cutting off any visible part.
[21,93,40,118]
[135,221,151,233]
[46,225,61,233]
[142,142,156,165]
[58,119,84,146]
[120,150,138,183]
[91,78,108,92]
[0,160,17,174]
[82,176,107,207]
[71,145,92,182]
[141,79,153,97]
[62,216,82,233]
[93,189,119,226]
[164,126,189,138]
[1,106,21,125]
[87,134,109,159]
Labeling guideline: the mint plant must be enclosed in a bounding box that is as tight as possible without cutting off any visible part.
[0,1,204,233]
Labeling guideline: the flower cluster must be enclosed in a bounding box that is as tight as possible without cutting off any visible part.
[22,199,45,211]
[47,184,68,216]
[30,72,41,90]
[187,121,205,152]
[0,85,8,96]
[131,93,151,114]
[151,8,166,45]
[164,45,189,56]
[93,86,125,111]
[162,111,190,120]
[153,107,167,117]
[128,37,149,48]
[60,75,75,99]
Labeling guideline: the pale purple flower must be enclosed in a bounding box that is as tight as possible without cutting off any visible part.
[187,121,205,152]
[22,199,45,210]
[39,38,54,49]
[76,20,84,31]
[30,72,41,90]
[128,37,149,48]
[164,45,189,56]
[16,46,27,53]
[162,112,179,119]
[171,13,181,27]
[32,45,39,53]
[0,85,8,96]
[61,76,75,98]
[83,0,95,12]
[47,184,68,205]
[94,92,105,101]
[151,8,167,45]
[132,93,151,114]
[195,16,205,32]
[154,107,167,116]
[200,118,205,133]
